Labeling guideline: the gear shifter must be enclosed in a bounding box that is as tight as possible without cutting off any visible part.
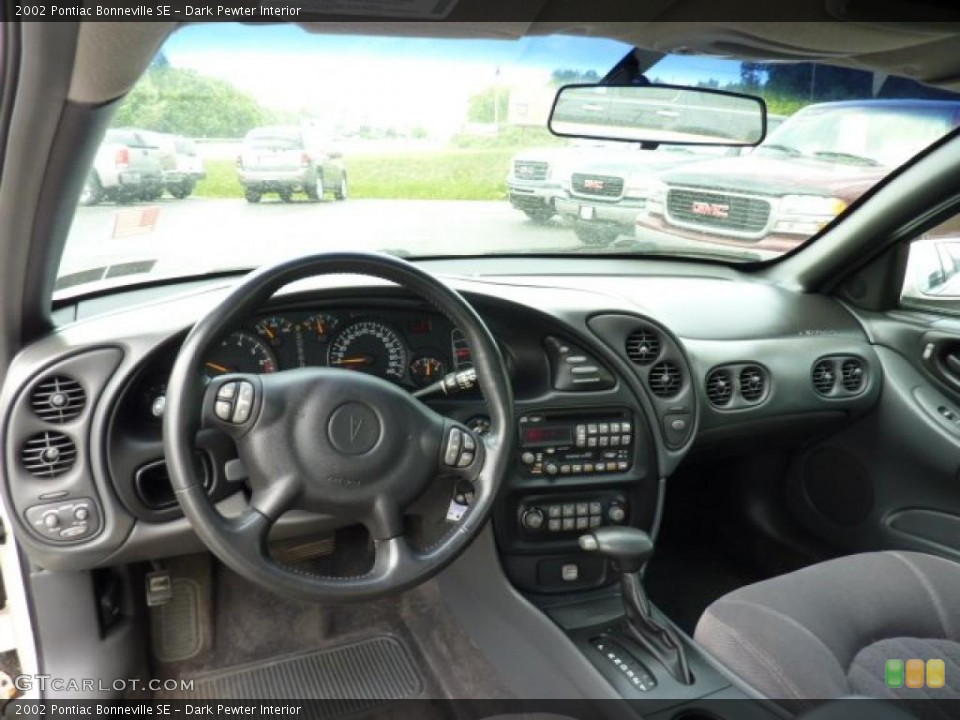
[580,526,694,685]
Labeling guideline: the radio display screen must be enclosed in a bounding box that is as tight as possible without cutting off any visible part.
[522,426,573,447]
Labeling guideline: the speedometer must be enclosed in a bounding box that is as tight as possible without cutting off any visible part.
[328,320,407,381]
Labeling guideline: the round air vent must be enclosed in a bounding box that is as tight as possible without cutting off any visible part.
[649,362,682,398]
[30,375,86,423]
[21,432,77,478]
[626,329,661,366]
[739,366,767,403]
[812,359,837,396]
[841,358,866,393]
[706,369,734,407]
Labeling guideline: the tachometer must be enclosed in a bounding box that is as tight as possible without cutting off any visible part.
[204,332,278,377]
[328,320,406,381]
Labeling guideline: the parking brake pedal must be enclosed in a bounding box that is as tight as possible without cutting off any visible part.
[146,569,173,607]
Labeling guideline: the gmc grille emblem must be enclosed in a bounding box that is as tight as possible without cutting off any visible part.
[691,201,730,219]
[584,179,605,191]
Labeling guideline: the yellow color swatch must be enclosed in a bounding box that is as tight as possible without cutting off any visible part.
[926,659,945,689]
[905,659,925,689]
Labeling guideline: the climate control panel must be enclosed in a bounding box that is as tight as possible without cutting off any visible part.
[517,491,628,538]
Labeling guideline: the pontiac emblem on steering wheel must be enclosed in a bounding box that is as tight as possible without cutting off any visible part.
[328,402,381,455]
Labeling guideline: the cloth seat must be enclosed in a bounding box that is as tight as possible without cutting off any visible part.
[694,551,960,710]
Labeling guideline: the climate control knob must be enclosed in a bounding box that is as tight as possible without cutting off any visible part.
[545,463,560,476]
[607,503,626,524]
[521,452,537,466]
[521,508,545,531]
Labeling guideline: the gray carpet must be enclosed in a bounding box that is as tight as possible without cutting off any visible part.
[152,553,513,704]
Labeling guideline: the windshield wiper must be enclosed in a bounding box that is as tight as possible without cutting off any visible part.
[758,143,802,157]
[810,151,880,167]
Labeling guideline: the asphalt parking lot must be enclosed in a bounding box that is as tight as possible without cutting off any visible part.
[60,197,587,279]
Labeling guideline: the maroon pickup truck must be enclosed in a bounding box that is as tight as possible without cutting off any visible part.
[635,100,960,255]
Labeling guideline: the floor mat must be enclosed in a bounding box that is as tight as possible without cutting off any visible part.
[159,635,423,706]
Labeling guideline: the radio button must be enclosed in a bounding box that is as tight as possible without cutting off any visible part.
[587,424,598,436]
[560,465,571,475]
[548,519,561,532]
[547,505,561,518]
[587,438,598,448]
[622,422,632,434]
[572,464,583,474]
[610,423,621,434]
[562,518,576,531]
[576,517,589,530]
[589,502,602,514]
[576,503,589,515]
[562,504,575,517]
[463,434,477,452]
[589,516,602,528]
[598,423,609,434]
[599,437,609,448]
[622,435,632,446]
[618,461,629,472]
[610,436,621,447]
[457,452,475,468]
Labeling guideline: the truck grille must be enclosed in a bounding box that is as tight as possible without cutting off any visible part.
[666,188,771,236]
[513,160,549,182]
[572,173,624,199]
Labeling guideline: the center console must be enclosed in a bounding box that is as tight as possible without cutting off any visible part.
[495,405,658,595]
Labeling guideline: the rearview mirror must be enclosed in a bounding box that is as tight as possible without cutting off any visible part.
[549,84,767,146]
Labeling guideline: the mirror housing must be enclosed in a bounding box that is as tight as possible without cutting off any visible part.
[549,83,768,147]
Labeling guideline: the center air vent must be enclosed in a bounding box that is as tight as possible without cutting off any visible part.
[841,358,866,393]
[30,375,86,423]
[739,366,767,403]
[706,369,734,407]
[649,362,682,398]
[812,360,837,396]
[21,432,77,478]
[626,329,661,366]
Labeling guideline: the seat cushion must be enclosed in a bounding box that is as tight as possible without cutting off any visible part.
[694,551,960,704]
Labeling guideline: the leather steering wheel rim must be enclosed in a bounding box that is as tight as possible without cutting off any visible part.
[163,251,514,602]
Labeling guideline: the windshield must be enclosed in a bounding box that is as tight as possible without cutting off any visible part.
[57,24,960,297]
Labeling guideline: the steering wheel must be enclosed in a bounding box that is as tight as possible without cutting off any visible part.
[163,252,514,602]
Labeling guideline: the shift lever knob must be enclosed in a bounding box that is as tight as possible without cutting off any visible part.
[579,526,654,573]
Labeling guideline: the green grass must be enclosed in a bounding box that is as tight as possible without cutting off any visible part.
[194,147,516,201]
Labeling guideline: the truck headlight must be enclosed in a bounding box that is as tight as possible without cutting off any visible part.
[774,195,848,235]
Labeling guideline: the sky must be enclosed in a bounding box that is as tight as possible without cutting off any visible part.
[164,23,746,133]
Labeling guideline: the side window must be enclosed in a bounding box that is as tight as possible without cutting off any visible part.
[902,213,960,312]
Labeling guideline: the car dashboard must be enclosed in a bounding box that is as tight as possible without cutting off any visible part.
[0,258,881,595]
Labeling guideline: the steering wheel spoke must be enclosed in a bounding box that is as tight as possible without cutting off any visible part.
[202,374,263,435]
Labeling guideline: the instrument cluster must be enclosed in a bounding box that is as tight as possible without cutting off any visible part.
[202,308,470,390]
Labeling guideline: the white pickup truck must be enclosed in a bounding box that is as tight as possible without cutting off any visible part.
[80,128,164,205]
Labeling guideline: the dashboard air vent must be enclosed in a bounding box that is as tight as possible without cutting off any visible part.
[812,360,837,396]
[649,362,682,398]
[706,369,734,407]
[841,358,866,393]
[21,432,77,478]
[739,366,767,403]
[625,329,661,366]
[30,375,86,423]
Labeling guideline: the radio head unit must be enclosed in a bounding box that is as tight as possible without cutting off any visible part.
[518,409,636,479]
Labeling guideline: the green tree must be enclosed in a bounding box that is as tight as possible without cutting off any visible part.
[550,69,601,86]
[467,86,511,124]
[113,65,266,138]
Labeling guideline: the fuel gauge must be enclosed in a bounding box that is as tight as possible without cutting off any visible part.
[410,356,446,387]
[255,316,294,348]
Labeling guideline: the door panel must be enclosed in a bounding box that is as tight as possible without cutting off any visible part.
[785,311,960,560]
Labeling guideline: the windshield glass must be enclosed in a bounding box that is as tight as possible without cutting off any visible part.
[57,24,960,297]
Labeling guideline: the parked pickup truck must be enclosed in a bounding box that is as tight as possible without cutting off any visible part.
[80,128,164,205]
[142,132,207,199]
[555,116,786,246]
[634,100,960,255]
[507,141,634,223]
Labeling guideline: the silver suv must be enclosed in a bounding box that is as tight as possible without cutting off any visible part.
[237,126,347,203]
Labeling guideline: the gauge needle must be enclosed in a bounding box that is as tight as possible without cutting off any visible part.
[333,355,373,366]
[205,362,231,374]
[262,326,276,340]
